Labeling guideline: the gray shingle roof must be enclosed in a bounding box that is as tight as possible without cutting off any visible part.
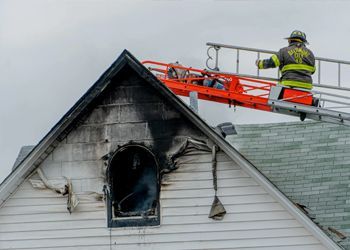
[12,145,35,170]
[229,121,350,249]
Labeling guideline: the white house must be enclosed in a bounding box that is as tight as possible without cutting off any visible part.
[0,51,341,250]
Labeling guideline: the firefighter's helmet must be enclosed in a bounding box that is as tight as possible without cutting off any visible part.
[285,30,308,44]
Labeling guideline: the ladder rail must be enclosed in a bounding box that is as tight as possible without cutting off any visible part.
[206,70,350,92]
[312,90,350,101]
[317,98,350,107]
[312,89,350,111]
[206,42,350,89]
[270,101,350,120]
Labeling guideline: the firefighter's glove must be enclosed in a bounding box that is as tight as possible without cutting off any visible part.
[255,60,263,69]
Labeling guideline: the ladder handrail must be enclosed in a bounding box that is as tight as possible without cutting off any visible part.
[206,70,350,92]
[206,42,350,88]
[207,42,350,64]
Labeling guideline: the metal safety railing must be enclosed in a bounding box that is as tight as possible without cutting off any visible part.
[206,42,350,91]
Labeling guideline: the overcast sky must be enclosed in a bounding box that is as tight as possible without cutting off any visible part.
[1,0,350,182]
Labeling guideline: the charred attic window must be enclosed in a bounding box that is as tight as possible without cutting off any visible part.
[107,144,160,227]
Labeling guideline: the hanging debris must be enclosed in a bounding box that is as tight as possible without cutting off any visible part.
[168,137,212,171]
[168,138,226,220]
[209,145,226,220]
[66,178,79,214]
[209,196,226,220]
[29,168,79,213]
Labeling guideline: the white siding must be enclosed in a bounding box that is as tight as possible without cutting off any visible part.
[0,152,328,250]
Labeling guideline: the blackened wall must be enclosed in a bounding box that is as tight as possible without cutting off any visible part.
[38,65,205,195]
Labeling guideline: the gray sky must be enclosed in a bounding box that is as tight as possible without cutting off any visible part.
[1,0,350,182]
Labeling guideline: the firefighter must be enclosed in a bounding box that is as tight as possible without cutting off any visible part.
[201,69,225,90]
[256,30,315,90]
[167,62,188,80]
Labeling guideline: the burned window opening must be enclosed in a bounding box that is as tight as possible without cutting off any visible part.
[107,144,160,227]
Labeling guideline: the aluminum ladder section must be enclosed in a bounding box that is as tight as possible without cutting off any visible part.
[206,42,350,126]
[206,42,350,90]
[268,85,350,126]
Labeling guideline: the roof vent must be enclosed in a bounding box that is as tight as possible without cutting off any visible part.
[215,122,237,138]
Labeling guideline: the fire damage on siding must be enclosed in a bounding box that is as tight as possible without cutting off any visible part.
[5,50,221,227]
[95,64,223,227]
[14,53,223,228]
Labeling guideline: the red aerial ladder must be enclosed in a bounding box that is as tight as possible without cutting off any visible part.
[143,43,350,126]
[142,60,313,111]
